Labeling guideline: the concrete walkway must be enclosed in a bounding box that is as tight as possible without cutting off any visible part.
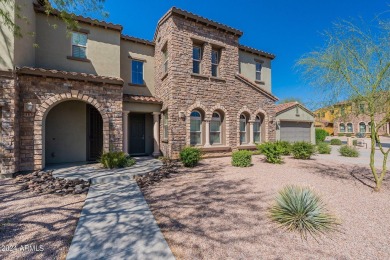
[57,157,174,260]
[50,157,163,184]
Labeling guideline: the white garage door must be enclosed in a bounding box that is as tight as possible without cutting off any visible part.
[280,121,311,142]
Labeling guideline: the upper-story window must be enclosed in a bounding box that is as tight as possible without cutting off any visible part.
[255,62,262,81]
[163,111,168,140]
[162,48,168,74]
[211,49,219,77]
[71,32,88,59]
[131,60,144,85]
[193,46,202,74]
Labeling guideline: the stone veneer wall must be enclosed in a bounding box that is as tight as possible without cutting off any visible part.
[334,113,388,136]
[0,73,20,177]
[17,74,123,172]
[155,15,276,159]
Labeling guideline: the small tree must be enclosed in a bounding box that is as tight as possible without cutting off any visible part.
[298,18,390,191]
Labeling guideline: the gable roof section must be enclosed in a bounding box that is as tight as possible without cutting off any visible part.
[123,94,162,104]
[235,74,278,101]
[155,7,243,40]
[276,102,315,116]
[121,35,155,47]
[239,44,276,60]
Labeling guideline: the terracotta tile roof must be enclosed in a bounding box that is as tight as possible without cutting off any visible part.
[155,7,243,40]
[239,44,276,60]
[235,73,278,101]
[17,67,124,85]
[33,3,123,32]
[275,102,299,113]
[121,35,155,47]
[123,94,162,104]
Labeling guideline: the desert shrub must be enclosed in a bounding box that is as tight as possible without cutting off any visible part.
[276,141,292,156]
[346,133,352,137]
[291,142,316,159]
[231,150,252,167]
[352,139,357,146]
[251,149,262,155]
[339,145,359,157]
[330,138,342,145]
[260,142,283,164]
[100,151,136,169]
[338,133,345,137]
[317,142,331,154]
[315,129,328,144]
[179,147,202,167]
[269,185,339,240]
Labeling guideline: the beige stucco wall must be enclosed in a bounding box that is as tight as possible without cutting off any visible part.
[121,39,155,96]
[276,106,315,144]
[45,101,87,164]
[0,0,15,71]
[239,50,272,93]
[35,13,121,77]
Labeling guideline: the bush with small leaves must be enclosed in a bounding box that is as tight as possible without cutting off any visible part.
[346,133,352,137]
[276,141,292,156]
[259,142,283,164]
[352,139,357,146]
[231,150,252,167]
[269,185,339,240]
[315,129,329,144]
[338,133,345,137]
[339,145,359,157]
[330,138,342,145]
[291,141,316,159]
[100,151,136,169]
[179,147,202,167]
[317,142,331,154]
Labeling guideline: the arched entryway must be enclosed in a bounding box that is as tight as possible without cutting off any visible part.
[44,100,103,166]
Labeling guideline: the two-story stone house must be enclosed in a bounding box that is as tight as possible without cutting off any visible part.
[0,0,278,178]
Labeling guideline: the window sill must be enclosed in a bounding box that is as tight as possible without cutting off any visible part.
[255,80,265,85]
[67,56,91,62]
[162,139,168,143]
[161,73,168,81]
[237,144,257,150]
[191,73,209,79]
[200,145,231,152]
[210,76,226,82]
[128,83,146,87]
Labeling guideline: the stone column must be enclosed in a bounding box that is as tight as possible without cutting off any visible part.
[123,111,130,153]
[204,120,211,147]
[152,112,161,157]
[249,121,255,145]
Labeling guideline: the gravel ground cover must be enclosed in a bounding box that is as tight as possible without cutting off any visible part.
[0,178,86,260]
[141,155,390,260]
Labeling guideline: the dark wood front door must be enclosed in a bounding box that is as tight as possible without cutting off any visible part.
[129,114,145,155]
[87,104,103,161]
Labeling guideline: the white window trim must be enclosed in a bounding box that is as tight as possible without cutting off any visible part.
[254,115,261,143]
[71,32,88,59]
[240,114,247,144]
[193,46,202,74]
[131,60,144,85]
[210,112,222,145]
[163,112,168,139]
[190,110,202,145]
[255,62,262,81]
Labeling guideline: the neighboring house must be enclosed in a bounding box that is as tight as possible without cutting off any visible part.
[0,1,278,177]
[314,107,335,135]
[275,102,315,144]
[315,102,389,137]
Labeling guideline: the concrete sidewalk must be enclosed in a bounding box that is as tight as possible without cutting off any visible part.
[66,180,175,260]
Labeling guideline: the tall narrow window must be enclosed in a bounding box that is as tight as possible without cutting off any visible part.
[71,32,87,59]
[359,104,365,113]
[240,114,247,144]
[190,110,202,145]
[211,49,219,77]
[359,122,366,133]
[193,46,202,74]
[340,123,346,133]
[341,107,345,116]
[163,48,168,74]
[255,62,262,81]
[131,60,144,85]
[163,112,168,140]
[347,123,353,133]
[210,112,221,145]
[254,115,262,143]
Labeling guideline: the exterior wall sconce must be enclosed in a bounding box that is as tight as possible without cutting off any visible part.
[179,111,186,120]
[24,102,35,112]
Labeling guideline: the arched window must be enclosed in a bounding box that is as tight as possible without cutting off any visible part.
[347,123,353,133]
[210,112,221,145]
[340,123,345,133]
[190,110,202,145]
[359,122,366,133]
[240,114,247,144]
[254,115,262,143]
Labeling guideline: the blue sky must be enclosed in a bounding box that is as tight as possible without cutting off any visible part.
[95,0,388,109]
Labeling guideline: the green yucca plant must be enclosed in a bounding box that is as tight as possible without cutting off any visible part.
[269,185,339,241]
